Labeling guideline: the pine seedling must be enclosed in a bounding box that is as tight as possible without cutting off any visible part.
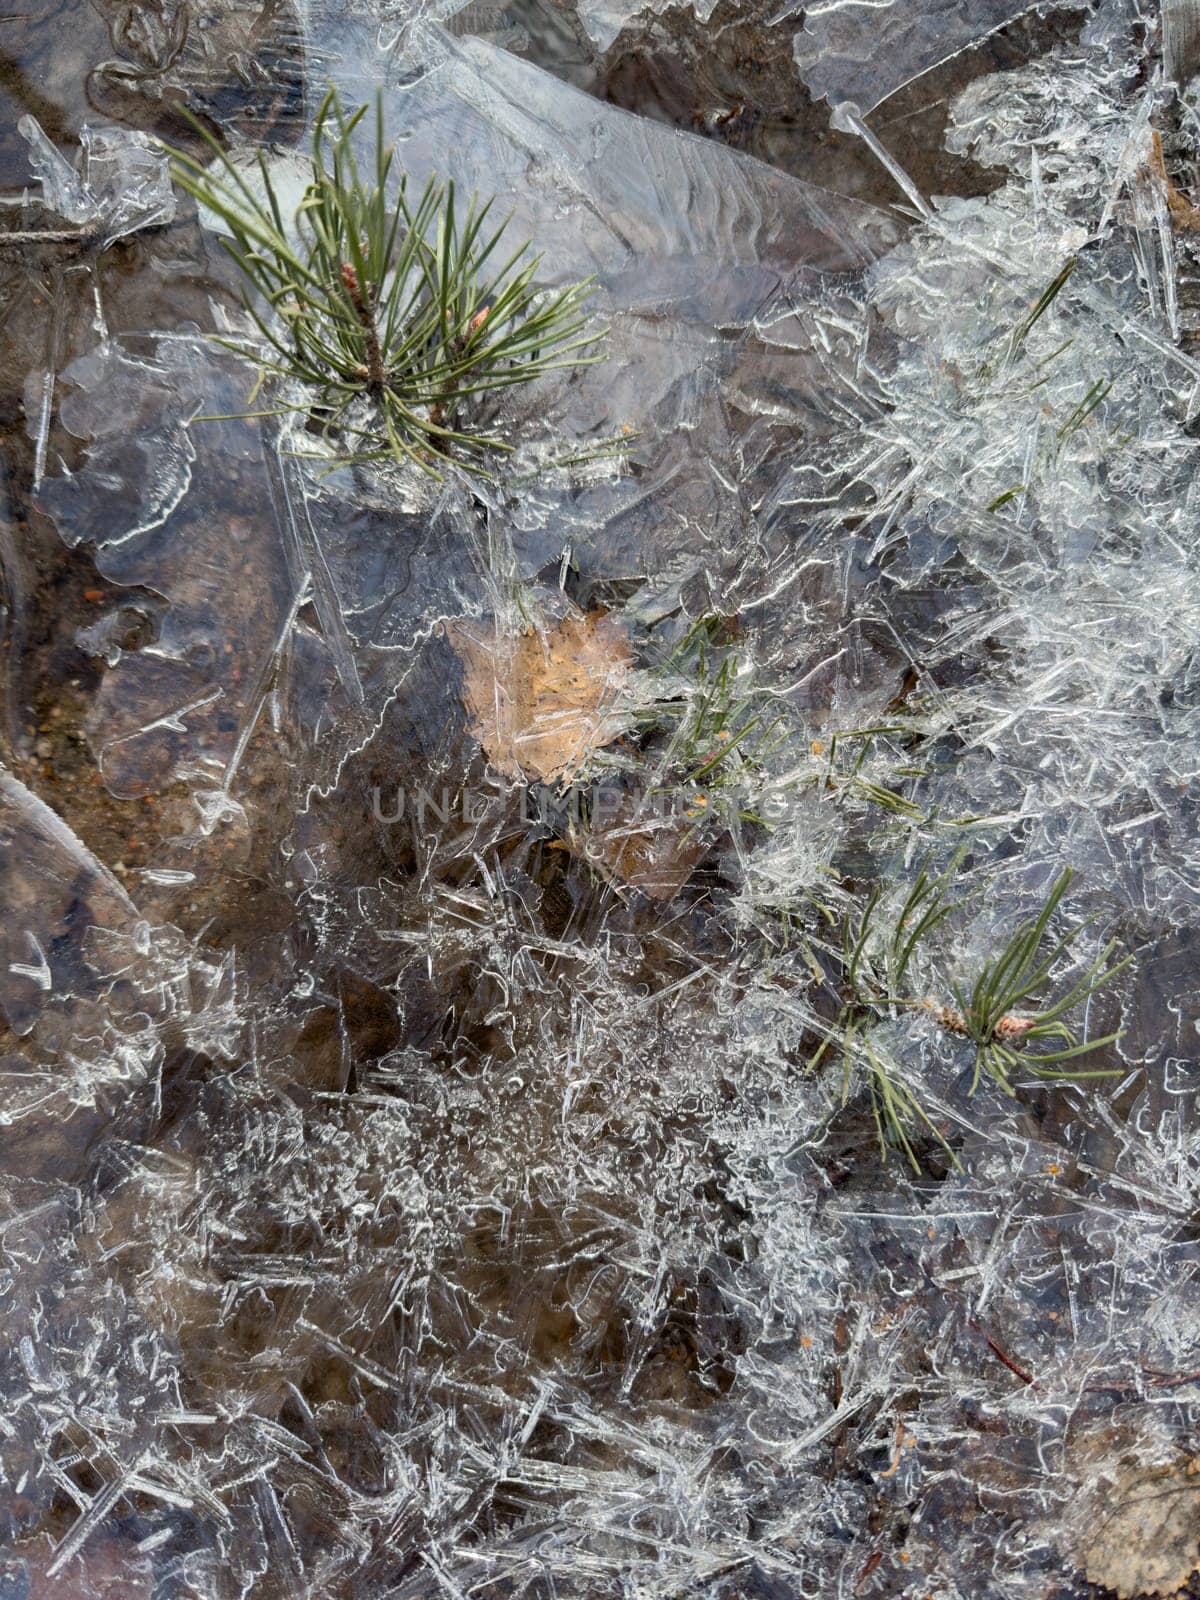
[949,868,1129,1094]
[166,90,605,477]
[810,863,1128,1170]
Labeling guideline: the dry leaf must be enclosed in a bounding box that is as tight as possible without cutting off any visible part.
[449,610,632,783]
[567,795,712,901]
[1148,130,1200,232]
[1067,1442,1200,1598]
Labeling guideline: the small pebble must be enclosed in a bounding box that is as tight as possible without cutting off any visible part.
[35,738,53,760]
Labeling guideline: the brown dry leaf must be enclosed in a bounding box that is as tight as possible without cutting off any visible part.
[1149,130,1200,232]
[1073,1454,1200,1597]
[567,795,712,901]
[449,610,632,783]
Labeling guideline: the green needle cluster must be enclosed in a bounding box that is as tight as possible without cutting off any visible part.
[167,91,605,477]
[812,863,1128,1171]
[953,868,1130,1094]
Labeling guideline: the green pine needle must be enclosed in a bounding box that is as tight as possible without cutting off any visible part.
[641,617,786,790]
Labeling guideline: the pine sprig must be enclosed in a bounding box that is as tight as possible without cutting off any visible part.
[950,868,1129,1094]
[809,863,1128,1169]
[165,90,606,477]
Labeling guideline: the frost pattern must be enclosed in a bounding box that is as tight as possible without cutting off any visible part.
[4,2,1200,1597]
[19,117,176,242]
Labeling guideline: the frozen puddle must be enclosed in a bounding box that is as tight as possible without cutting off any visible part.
[1,1,1199,1596]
